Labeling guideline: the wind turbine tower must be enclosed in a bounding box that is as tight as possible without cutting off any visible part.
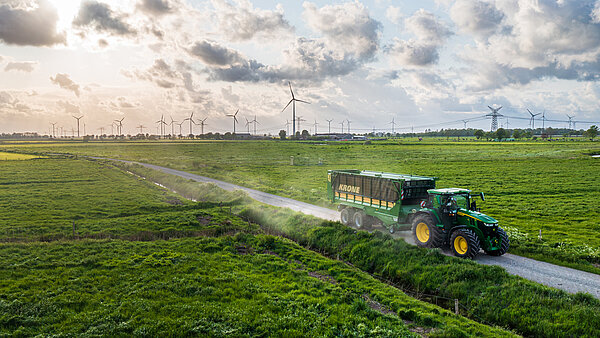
[227,109,239,133]
[251,116,259,135]
[326,119,333,134]
[285,120,291,135]
[390,117,396,134]
[486,105,503,131]
[138,125,146,134]
[169,116,177,136]
[114,117,124,136]
[296,116,306,132]
[339,120,345,133]
[197,117,208,135]
[183,112,195,136]
[346,119,352,134]
[73,115,83,137]
[50,122,57,138]
[313,120,318,135]
[567,115,575,129]
[527,109,541,129]
[282,82,310,137]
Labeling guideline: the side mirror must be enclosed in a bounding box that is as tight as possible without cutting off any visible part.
[480,192,485,201]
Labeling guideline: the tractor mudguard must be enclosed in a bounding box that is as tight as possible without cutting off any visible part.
[410,210,443,227]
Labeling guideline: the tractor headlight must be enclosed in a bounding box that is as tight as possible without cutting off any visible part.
[486,223,498,227]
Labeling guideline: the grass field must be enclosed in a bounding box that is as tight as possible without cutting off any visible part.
[0,157,516,337]
[2,139,599,272]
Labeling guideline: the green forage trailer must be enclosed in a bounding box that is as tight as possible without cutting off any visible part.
[327,169,509,259]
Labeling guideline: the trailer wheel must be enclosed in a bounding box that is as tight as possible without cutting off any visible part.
[450,228,480,259]
[352,211,370,230]
[411,214,444,248]
[340,208,353,226]
[484,227,509,256]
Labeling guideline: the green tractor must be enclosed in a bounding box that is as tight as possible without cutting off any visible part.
[413,188,509,259]
[327,170,509,259]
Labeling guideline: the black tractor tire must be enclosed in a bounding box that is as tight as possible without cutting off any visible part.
[485,227,510,256]
[352,210,370,229]
[450,228,481,259]
[411,214,444,248]
[340,208,354,226]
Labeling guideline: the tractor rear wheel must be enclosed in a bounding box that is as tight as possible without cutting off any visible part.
[485,227,510,256]
[352,211,371,230]
[340,208,353,226]
[450,228,480,259]
[411,214,444,248]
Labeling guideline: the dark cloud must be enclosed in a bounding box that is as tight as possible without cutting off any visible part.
[212,0,293,41]
[73,0,136,36]
[188,40,245,66]
[137,0,178,16]
[125,59,183,89]
[50,73,80,97]
[4,61,38,72]
[387,39,439,66]
[0,0,66,46]
[405,9,453,42]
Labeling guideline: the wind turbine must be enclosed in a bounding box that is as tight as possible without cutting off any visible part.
[183,112,196,136]
[282,82,310,137]
[227,109,239,133]
[114,117,124,135]
[73,115,83,137]
[98,127,104,135]
[313,120,319,135]
[197,117,208,135]
[346,119,352,134]
[245,117,251,133]
[339,120,345,133]
[527,109,541,129]
[390,117,396,134]
[138,125,146,134]
[285,120,292,135]
[155,115,166,138]
[177,121,185,136]
[50,122,57,138]
[566,115,575,129]
[169,116,177,136]
[462,120,468,129]
[326,119,333,134]
[486,105,503,131]
[296,116,306,132]
[251,115,259,135]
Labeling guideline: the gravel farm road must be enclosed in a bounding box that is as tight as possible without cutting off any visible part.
[101,158,600,299]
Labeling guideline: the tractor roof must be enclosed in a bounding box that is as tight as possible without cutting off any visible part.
[329,169,436,181]
[428,188,471,194]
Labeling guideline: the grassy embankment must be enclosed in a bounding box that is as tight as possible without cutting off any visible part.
[117,160,600,338]
[2,140,599,273]
[0,157,513,336]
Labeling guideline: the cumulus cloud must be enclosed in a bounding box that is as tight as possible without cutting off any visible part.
[211,0,293,41]
[188,40,246,66]
[0,0,66,46]
[109,96,140,109]
[73,0,136,36]
[302,1,381,60]
[387,9,452,67]
[125,58,189,89]
[450,0,504,39]
[386,5,403,25]
[57,100,81,114]
[456,0,600,90]
[50,73,81,97]
[137,0,178,16]
[4,61,38,72]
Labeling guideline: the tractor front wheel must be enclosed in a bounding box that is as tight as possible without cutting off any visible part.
[485,227,510,256]
[450,228,481,259]
[411,214,444,248]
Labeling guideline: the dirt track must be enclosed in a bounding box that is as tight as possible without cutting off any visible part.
[103,158,600,299]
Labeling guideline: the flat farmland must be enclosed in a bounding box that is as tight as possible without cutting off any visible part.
[2,140,600,271]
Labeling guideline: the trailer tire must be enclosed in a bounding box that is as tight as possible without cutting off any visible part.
[340,208,353,226]
[484,227,509,256]
[352,211,371,230]
[450,228,480,259]
[411,214,444,248]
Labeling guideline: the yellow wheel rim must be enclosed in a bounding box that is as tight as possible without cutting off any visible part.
[416,222,430,243]
[454,236,468,255]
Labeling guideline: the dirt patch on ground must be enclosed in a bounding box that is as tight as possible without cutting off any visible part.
[165,197,184,205]
[308,271,338,285]
[236,244,254,255]
[362,294,395,316]
[196,215,212,226]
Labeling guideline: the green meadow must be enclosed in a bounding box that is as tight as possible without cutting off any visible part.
[2,139,599,271]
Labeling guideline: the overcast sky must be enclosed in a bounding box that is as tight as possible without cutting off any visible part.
[1,0,600,135]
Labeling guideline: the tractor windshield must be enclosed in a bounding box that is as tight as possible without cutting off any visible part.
[452,194,469,209]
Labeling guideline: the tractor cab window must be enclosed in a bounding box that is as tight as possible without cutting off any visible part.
[453,194,469,209]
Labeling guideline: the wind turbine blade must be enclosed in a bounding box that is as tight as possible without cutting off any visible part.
[282,99,293,112]
[497,106,503,110]
[288,81,294,99]
[235,109,239,116]
[488,105,494,111]
[295,99,310,104]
